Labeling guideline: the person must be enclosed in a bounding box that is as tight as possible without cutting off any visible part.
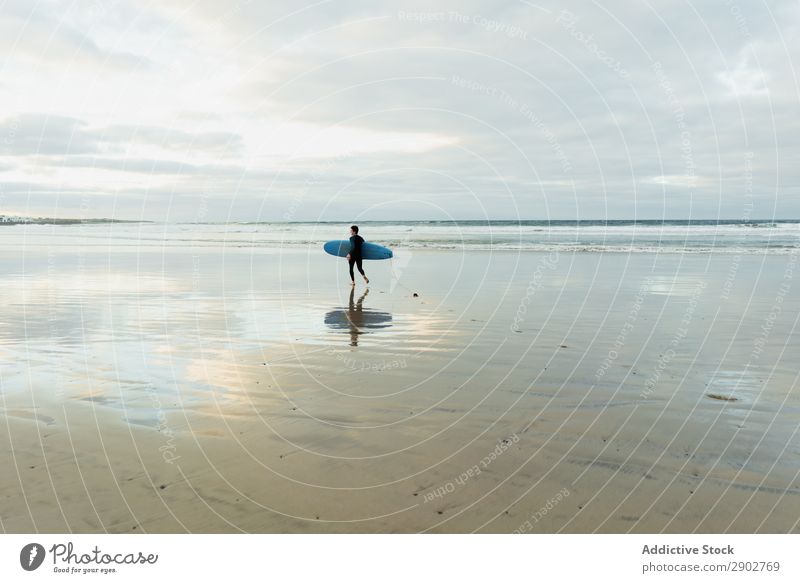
[346,225,369,286]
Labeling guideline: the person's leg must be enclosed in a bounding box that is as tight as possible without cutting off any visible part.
[348,259,356,285]
[357,258,368,284]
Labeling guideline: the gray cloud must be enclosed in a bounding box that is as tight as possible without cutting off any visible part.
[100,125,244,155]
[55,156,238,176]
[0,0,153,71]
[0,115,99,156]
[0,114,244,157]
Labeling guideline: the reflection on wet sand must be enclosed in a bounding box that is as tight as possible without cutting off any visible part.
[324,288,392,346]
[3,247,800,534]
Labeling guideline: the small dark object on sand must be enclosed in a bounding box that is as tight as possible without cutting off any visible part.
[413,292,419,297]
[707,393,738,402]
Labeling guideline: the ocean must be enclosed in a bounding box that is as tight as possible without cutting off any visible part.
[5,219,799,254]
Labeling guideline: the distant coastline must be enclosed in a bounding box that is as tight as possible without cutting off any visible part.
[0,216,150,226]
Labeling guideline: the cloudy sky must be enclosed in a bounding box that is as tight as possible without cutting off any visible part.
[0,0,798,221]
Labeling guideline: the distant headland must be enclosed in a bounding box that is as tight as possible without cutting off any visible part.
[0,216,149,225]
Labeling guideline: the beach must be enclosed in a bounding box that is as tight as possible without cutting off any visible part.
[1,225,799,533]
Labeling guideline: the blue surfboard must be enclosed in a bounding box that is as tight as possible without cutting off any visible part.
[324,240,393,260]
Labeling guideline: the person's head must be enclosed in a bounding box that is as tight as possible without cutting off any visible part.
[350,225,359,236]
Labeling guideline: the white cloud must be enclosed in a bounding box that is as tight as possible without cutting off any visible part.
[717,46,769,98]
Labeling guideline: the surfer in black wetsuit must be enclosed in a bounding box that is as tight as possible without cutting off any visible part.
[346,225,369,286]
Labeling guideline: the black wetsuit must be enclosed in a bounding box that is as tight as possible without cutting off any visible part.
[348,234,366,281]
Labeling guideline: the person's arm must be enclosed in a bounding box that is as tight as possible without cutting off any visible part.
[346,235,353,260]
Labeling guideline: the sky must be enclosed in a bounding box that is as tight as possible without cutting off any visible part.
[0,0,798,221]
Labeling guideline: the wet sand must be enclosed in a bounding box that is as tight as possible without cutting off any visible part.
[1,244,799,533]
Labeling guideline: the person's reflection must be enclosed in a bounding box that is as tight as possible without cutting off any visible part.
[324,288,392,346]
[346,287,367,346]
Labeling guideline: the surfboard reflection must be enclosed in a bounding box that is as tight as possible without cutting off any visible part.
[324,288,392,346]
